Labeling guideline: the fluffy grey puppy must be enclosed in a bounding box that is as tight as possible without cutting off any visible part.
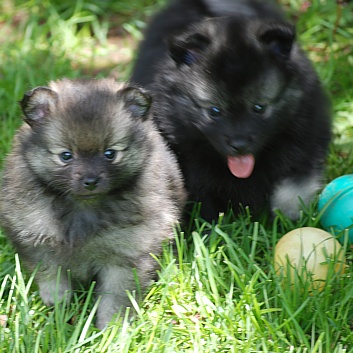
[0,78,186,329]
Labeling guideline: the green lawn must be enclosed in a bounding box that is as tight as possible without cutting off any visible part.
[1,0,353,352]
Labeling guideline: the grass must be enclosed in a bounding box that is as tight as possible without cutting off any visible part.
[1,0,353,352]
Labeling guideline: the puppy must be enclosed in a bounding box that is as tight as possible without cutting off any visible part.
[131,0,284,86]
[0,78,186,329]
[131,0,331,222]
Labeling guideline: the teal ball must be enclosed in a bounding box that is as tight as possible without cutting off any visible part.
[318,174,353,243]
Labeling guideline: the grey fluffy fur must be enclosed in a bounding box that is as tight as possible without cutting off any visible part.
[0,78,186,329]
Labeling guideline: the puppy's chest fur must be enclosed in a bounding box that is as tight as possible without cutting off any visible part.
[18,191,145,245]
[13,191,158,273]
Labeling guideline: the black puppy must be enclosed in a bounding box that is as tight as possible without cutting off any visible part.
[131,0,331,222]
[132,0,284,86]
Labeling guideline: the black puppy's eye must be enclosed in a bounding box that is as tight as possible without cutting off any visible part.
[253,103,267,114]
[60,151,73,163]
[104,149,116,160]
[183,51,196,65]
[209,106,221,118]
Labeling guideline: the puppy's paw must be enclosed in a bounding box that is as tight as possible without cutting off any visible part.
[39,278,72,306]
[95,266,138,329]
[95,298,122,330]
[271,175,321,220]
[95,305,133,330]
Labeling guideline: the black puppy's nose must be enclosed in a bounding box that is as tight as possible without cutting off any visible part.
[230,140,248,155]
[83,177,99,191]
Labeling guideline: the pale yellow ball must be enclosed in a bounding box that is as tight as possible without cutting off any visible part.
[274,227,345,291]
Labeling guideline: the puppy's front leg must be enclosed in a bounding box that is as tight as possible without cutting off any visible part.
[95,266,137,330]
[271,174,322,220]
[37,267,72,306]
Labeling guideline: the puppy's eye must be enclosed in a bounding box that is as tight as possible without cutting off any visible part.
[183,51,198,66]
[253,104,267,114]
[104,149,116,160]
[209,106,221,118]
[59,151,73,163]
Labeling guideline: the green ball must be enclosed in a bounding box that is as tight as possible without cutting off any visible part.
[318,174,353,243]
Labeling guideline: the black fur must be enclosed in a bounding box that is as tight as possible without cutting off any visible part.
[131,0,284,86]
[131,0,331,222]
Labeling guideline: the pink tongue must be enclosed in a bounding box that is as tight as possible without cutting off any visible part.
[227,154,255,178]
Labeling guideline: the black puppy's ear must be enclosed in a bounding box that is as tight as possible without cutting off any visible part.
[168,33,210,66]
[120,86,152,120]
[259,22,296,59]
[20,86,58,127]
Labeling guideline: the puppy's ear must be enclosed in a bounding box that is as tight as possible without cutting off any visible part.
[120,86,152,120]
[168,33,210,66]
[20,87,58,127]
[259,22,296,59]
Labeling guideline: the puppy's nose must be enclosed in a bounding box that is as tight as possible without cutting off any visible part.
[230,140,248,155]
[83,177,99,191]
